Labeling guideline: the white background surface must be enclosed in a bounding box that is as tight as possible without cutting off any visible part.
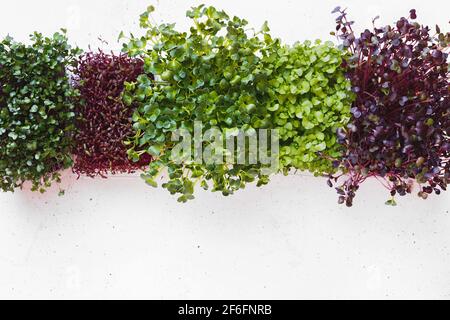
[0,0,449,299]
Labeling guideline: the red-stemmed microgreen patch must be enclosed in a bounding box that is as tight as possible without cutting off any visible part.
[72,50,151,177]
[329,8,450,206]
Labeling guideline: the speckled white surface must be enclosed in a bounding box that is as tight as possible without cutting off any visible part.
[0,0,449,299]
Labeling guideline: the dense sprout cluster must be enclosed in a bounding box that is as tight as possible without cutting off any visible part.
[123,5,275,202]
[73,51,151,177]
[330,8,450,206]
[262,40,352,174]
[0,31,80,192]
[122,5,353,201]
[1,4,448,209]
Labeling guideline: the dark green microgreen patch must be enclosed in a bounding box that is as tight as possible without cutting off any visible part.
[0,31,81,192]
[329,8,450,207]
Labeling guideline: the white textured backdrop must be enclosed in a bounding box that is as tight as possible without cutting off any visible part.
[0,0,449,299]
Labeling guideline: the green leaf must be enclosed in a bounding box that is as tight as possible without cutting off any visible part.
[147,145,162,157]
[267,104,279,112]
[261,21,270,33]
[118,31,125,41]
[8,132,18,140]
[144,177,158,188]
[385,198,397,206]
